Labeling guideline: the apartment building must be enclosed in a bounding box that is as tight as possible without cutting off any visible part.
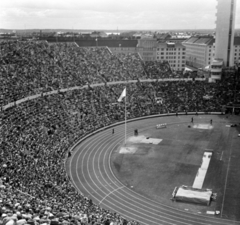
[156,42,186,71]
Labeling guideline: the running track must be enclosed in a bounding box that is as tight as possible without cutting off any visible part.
[67,116,240,225]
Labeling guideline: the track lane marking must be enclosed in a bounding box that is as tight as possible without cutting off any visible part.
[67,116,240,225]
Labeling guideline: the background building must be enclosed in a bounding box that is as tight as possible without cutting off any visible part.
[156,42,186,71]
[183,35,240,77]
[136,38,187,71]
[234,37,240,64]
[183,36,215,71]
[214,0,237,68]
[211,0,237,79]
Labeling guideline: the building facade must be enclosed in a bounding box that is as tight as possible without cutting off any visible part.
[233,37,240,64]
[183,36,215,71]
[156,42,186,71]
[215,0,237,67]
[136,38,186,71]
[182,35,240,78]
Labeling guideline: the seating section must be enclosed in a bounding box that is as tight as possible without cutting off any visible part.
[0,40,240,225]
[1,40,215,107]
[114,53,147,80]
[143,61,173,79]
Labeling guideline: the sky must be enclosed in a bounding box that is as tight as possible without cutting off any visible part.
[0,0,240,30]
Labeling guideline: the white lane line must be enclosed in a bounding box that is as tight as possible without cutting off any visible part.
[99,186,125,205]
[220,151,224,161]
[75,128,158,224]
[221,131,234,217]
[83,127,185,224]
[69,117,238,225]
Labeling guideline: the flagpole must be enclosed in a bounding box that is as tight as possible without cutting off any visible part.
[125,87,127,145]
[118,87,127,145]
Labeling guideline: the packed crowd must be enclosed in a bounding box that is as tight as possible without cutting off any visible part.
[0,41,85,106]
[0,88,135,225]
[114,53,147,80]
[1,40,240,225]
[143,61,172,79]
[1,76,239,225]
[1,40,191,107]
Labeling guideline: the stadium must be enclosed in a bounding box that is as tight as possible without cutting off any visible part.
[0,39,240,225]
[1,0,240,224]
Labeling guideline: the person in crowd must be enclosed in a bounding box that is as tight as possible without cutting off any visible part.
[1,40,239,225]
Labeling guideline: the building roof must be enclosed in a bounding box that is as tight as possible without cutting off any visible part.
[137,39,158,48]
[157,42,185,48]
[183,36,240,46]
[169,38,187,42]
[155,33,171,40]
[183,37,199,44]
[183,36,215,46]
[75,39,138,47]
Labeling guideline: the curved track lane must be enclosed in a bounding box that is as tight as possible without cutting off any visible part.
[68,117,240,225]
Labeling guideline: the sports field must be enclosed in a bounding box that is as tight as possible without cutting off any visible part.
[67,114,240,224]
[111,114,240,220]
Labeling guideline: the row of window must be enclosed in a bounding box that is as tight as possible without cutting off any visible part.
[169,64,185,68]
[169,56,185,59]
[207,52,240,57]
[157,52,185,55]
[157,56,185,60]
[156,56,186,62]
[211,66,222,69]
[157,48,185,51]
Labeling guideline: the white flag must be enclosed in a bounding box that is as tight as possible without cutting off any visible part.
[118,88,126,102]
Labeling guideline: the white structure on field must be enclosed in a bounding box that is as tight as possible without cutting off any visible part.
[192,152,212,189]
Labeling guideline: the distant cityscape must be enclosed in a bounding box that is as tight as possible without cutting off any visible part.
[1,28,240,40]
